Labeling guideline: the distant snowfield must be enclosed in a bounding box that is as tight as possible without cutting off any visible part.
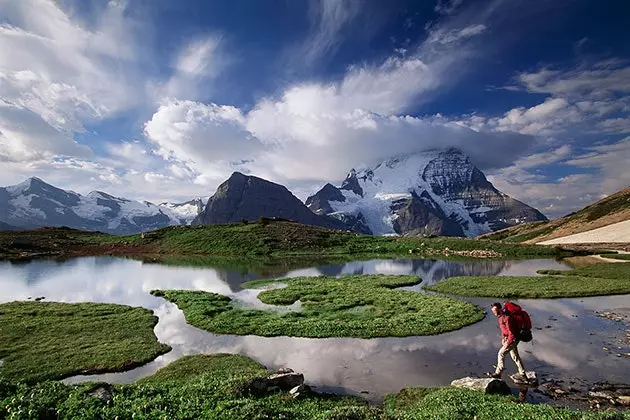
[538,219,630,244]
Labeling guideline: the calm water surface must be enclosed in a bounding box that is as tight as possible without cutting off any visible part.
[1,257,628,401]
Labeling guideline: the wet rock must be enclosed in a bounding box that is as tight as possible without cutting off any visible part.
[265,372,304,391]
[276,367,294,374]
[450,377,510,395]
[88,384,113,403]
[290,384,311,399]
[510,371,538,387]
[589,391,616,400]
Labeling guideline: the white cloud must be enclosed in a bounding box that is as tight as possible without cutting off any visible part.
[297,0,361,67]
[0,0,143,163]
[597,118,630,134]
[427,24,486,45]
[176,37,223,77]
[488,139,630,218]
[516,60,630,98]
[0,101,92,162]
[434,0,465,15]
[152,35,228,101]
[144,100,256,165]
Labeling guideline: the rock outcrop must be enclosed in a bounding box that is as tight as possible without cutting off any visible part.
[450,377,511,395]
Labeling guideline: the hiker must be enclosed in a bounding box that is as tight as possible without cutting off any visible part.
[487,302,526,379]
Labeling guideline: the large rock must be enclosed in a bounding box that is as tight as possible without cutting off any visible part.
[450,377,511,395]
[251,371,305,393]
[192,172,354,231]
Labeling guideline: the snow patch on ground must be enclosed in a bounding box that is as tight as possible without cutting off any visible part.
[538,220,630,244]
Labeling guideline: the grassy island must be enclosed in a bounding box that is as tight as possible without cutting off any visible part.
[424,263,630,299]
[152,274,486,338]
[0,301,170,383]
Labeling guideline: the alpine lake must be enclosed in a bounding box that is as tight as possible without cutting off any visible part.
[1,255,629,403]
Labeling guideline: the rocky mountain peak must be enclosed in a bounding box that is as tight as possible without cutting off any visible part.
[193,172,351,231]
[306,149,547,237]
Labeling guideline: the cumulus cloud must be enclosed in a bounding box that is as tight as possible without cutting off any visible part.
[144,100,254,163]
[0,0,143,163]
[141,0,520,189]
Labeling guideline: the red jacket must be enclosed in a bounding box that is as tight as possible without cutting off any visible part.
[498,313,517,346]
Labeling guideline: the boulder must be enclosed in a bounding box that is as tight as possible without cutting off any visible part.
[450,377,511,395]
[290,384,311,399]
[266,372,304,391]
[88,384,113,403]
[510,371,538,387]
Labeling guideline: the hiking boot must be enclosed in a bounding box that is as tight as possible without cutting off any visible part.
[512,373,527,382]
[485,372,502,379]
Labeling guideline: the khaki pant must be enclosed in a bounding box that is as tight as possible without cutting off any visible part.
[495,340,526,375]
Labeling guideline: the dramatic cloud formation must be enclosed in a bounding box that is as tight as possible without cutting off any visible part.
[0,0,628,217]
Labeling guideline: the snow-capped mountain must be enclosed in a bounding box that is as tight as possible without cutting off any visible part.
[159,198,205,225]
[306,148,547,237]
[0,177,186,234]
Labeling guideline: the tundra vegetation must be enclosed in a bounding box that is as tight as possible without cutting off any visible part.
[424,263,630,298]
[0,301,170,383]
[2,354,628,419]
[151,274,486,338]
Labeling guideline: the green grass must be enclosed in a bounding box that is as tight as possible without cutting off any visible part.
[600,253,630,261]
[138,354,269,384]
[0,301,171,383]
[3,355,626,419]
[80,220,565,259]
[425,263,630,298]
[152,274,485,338]
[0,354,378,419]
[384,387,630,419]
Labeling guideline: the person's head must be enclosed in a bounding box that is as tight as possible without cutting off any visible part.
[491,302,503,317]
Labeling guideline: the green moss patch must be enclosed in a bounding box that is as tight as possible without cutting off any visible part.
[425,263,630,298]
[0,301,170,383]
[152,275,485,338]
[139,354,268,384]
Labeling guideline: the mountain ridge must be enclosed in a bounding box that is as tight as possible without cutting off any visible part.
[0,177,202,234]
[480,186,630,243]
[306,148,547,237]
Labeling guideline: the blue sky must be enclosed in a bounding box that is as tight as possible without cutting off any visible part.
[0,0,629,217]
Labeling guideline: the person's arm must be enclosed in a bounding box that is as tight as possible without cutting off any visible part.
[504,316,516,346]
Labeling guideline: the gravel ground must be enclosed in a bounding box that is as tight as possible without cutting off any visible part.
[538,220,630,245]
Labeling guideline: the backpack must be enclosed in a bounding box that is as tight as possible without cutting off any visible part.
[504,301,533,342]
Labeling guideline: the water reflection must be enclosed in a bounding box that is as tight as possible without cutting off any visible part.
[1,257,628,401]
